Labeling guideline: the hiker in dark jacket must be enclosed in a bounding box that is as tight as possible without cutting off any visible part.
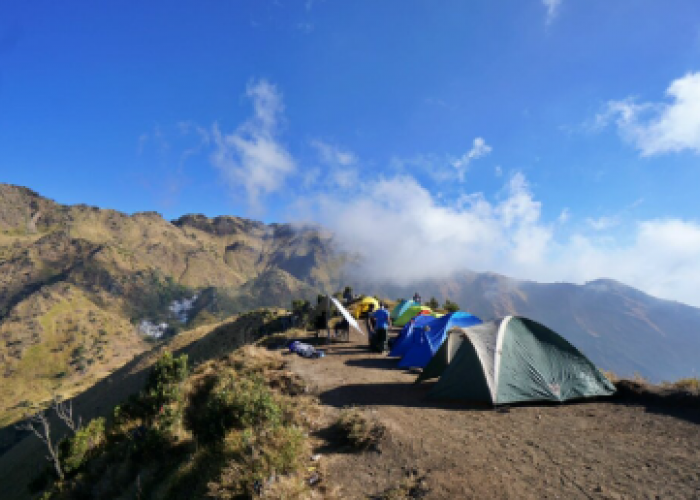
[335,317,350,340]
[365,303,376,348]
[370,303,391,353]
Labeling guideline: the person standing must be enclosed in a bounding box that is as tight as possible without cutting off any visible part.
[370,303,391,353]
[365,303,376,349]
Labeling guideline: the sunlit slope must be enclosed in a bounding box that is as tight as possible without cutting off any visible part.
[0,183,344,425]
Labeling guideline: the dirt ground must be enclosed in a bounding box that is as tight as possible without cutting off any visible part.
[287,327,700,500]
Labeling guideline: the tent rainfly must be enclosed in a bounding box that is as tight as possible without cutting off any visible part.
[391,300,418,321]
[394,305,432,327]
[398,311,482,368]
[389,314,437,358]
[426,316,616,405]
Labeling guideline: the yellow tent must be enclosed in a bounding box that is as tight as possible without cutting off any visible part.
[351,296,380,319]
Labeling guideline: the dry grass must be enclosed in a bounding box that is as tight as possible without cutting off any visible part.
[376,469,429,500]
[336,407,386,451]
[663,377,700,394]
[601,370,619,384]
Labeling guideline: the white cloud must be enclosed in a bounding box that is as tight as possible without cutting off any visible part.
[210,80,295,213]
[557,219,700,306]
[600,72,700,156]
[557,208,570,224]
[586,215,620,231]
[451,137,492,181]
[311,140,357,167]
[311,171,551,283]
[310,139,359,189]
[494,165,503,177]
[543,0,562,25]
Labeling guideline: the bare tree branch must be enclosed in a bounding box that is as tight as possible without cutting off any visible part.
[17,411,64,481]
[54,399,81,433]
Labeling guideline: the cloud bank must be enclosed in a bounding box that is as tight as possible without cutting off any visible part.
[310,170,700,306]
[199,77,700,307]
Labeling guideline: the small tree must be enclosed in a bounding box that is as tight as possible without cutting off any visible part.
[58,418,106,474]
[143,352,189,431]
[443,299,460,313]
[291,299,309,314]
[426,297,439,310]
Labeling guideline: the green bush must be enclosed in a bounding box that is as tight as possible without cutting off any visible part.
[188,373,282,446]
[426,297,439,310]
[58,418,106,474]
[142,352,188,430]
[443,299,459,313]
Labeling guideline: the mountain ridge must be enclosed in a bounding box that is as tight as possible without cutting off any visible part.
[1,182,698,427]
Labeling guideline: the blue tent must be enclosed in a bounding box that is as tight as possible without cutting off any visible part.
[391,300,418,321]
[398,311,482,369]
[389,315,437,358]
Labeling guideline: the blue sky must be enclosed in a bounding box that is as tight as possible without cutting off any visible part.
[1,0,700,304]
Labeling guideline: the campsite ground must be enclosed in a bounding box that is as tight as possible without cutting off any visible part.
[288,327,700,499]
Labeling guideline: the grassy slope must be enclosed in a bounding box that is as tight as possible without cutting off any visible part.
[0,309,299,500]
[0,184,343,428]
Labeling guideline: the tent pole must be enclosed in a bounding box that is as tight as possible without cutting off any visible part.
[326,294,331,343]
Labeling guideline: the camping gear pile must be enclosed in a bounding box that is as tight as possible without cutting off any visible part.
[288,341,325,359]
[387,306,616,405]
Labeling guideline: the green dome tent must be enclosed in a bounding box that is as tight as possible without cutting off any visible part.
[427,316,616,405]
[394,305,432,327]
[391,299,417,321]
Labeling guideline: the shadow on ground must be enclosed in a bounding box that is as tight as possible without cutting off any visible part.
[610,381,700,425]
[319,379,700,425]
[344,357,408,370]
[319,381,492,412]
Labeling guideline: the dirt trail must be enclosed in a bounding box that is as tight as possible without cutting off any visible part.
[287,327,700,499]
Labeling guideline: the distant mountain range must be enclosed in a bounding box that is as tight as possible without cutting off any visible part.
[0,182,698,425]
[357,272,700,382]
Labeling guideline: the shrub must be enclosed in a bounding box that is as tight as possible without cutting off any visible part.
[336,407,385,451]
[379,469,429,499]
[58,418,106,474]
[187,372,282,446]
[209,425,307,498]
[426,297,439,310]
[142,352,188,430]
[443,299,459,313]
